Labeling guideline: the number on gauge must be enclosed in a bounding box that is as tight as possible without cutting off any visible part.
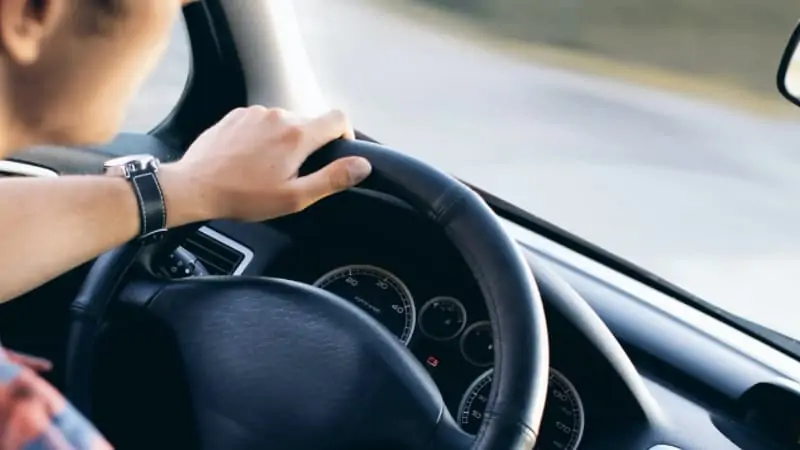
[457,369,585,450]
[418,296,467,341]
[313,265,416,345]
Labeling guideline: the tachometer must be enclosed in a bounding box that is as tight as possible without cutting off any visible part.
[458,368,585,450]
[313,265,416,345]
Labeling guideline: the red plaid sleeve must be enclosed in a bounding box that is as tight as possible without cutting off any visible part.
[0,349,113,450]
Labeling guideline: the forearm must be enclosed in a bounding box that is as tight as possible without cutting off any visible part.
[0,165,205,303]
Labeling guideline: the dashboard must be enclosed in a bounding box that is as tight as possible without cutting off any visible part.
[3,141,800,450]
[268,227,589,448]
[150,188,647,450]
[156,184,800,450]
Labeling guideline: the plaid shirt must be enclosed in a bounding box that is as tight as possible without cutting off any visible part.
[0,348,112,450]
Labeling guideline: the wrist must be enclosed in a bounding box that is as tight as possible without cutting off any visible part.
[157,163,217,227]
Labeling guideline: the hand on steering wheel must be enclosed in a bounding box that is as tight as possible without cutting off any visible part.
[160,106,373,225]
[66,108,550,450]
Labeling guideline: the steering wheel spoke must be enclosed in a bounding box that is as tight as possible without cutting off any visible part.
[117,277,170,309]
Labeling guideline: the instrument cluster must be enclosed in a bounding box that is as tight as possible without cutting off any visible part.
[312,263,586,450]
[313,264,492,366]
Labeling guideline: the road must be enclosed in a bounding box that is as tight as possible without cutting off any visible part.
[127,0,800,340]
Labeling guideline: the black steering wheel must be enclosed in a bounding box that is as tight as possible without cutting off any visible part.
[64,139,550,450]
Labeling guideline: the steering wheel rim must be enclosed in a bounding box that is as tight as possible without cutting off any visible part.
[65,138,550,449]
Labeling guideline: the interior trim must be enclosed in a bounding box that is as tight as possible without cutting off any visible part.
[152,1,247,150]
[0,160,58,177]
[500,219,800,383]
[216,0,328,114]
[196,225,254,275]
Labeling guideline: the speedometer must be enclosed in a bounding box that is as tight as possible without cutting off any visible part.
[458,368,585,450]
[313,265,416,345]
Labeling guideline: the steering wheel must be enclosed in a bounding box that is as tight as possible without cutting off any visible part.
[64,138,549,450]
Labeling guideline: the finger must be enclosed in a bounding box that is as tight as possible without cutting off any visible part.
[318,109,355,140]
[300,109,356,156]
[8,352,53,372]
[222,106,250,124]
[285,156,372,210]
[198,107,249,138]
[5,350,52,372]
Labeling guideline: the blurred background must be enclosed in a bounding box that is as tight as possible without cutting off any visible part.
[402,0,796,95]
[125,0,800,341]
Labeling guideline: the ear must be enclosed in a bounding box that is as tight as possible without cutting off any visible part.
[0,0,68,65]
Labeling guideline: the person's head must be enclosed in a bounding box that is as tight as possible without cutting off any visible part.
[0,0,195,154]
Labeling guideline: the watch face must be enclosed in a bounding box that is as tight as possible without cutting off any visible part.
[103,154,158,171]
[103,154,157,167]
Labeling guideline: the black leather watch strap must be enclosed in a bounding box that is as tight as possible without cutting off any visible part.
[104,154,168,244]
[130,171,167,240]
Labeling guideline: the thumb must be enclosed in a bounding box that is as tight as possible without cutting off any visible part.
[288,156,372,208]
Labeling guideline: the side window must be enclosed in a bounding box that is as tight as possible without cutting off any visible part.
[121,17,191,132]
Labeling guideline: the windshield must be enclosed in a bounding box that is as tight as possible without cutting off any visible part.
[296,0,800,342]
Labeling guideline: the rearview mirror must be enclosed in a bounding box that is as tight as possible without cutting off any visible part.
[778,23,800,107]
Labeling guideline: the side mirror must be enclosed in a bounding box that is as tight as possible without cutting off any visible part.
[778,23,800,107]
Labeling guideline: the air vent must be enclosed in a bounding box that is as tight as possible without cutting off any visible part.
[182,227,253,276]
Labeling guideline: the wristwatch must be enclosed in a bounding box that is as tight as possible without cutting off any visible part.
[103,154,167,243]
